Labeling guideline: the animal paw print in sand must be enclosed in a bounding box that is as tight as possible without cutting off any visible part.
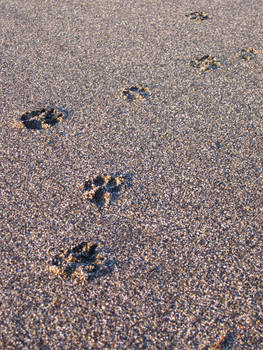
[20,108,67,130]
[49,242,113,280]
[83,175,125,208]
[190,55,221,72]
[185,11,210,21]
[121,85,151,101]
[238,48,258,61]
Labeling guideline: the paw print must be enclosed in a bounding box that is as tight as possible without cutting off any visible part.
[48,242,114,280]
[20,108,67,130]
[238,48,258,61]
[121,85,151,101]
[83,175,125,208]
[185,11,210,21]
[190,55,221,72]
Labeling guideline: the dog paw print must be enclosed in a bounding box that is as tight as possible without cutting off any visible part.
[185,11,210,21]
[83,175,125,208]
[190,55,221,72]
[238,48,258,61]
[48,242,114,280]
[121,85,151,101]
[20,108,67,130]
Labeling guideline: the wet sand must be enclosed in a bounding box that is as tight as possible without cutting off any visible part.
[0,0,262,348]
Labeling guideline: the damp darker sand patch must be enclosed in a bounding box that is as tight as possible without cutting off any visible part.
[48,242,114,281]
[190,55,221,72]
[83,175,125,208]
[20,108,68,130]
[238,48,258,61]
[121,85,151,101]
[185,11,210,21]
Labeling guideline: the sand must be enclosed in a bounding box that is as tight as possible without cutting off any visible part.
[0,0,262,348]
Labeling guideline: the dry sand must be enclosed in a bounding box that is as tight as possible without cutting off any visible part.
[0,0,262,348]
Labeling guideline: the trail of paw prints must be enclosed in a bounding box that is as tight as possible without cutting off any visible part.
[19,108,68,130]
[238,48,258,61]
[48,242,114,281]
[185,11,210,21]
[190,55,221,73]
[121,85,151,101]
[83,175,125,208]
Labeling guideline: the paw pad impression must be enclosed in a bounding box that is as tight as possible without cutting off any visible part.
[83,175,125,208]
[20,108,67,130]
[238,48,258,61]
[185,11,210,21]
[48,242,113,280]
[121,85,151,101]
[190,55,221,72]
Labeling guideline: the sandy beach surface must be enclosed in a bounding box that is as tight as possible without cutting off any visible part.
[0,0,262,348]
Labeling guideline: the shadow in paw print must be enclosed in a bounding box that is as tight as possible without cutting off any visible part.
[185,11,210,21]
[238,48,258,61]
[35,338,51,350]
[190,55,221,72]
[49,242,115,281]
[20,107,68,130]
[121,85,151,101]
[212,331,236,350]
[83,174,126,208]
